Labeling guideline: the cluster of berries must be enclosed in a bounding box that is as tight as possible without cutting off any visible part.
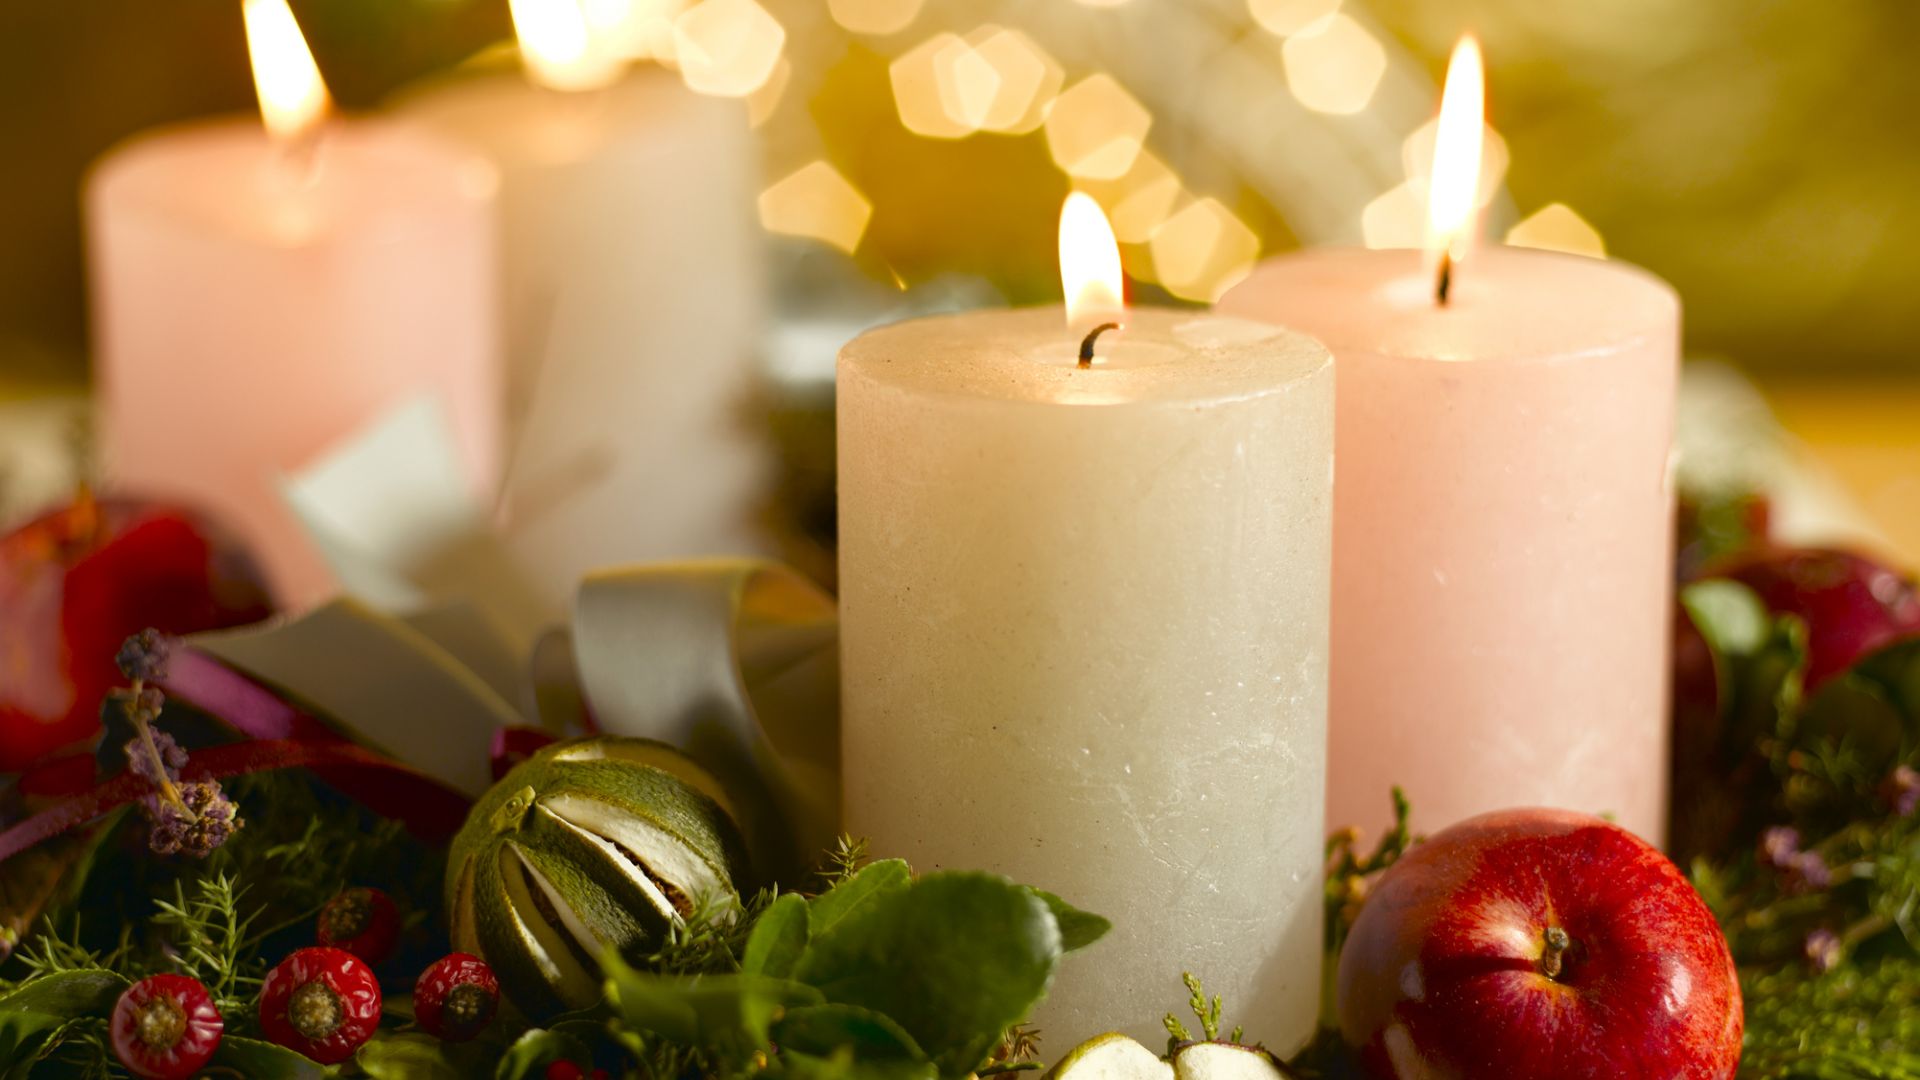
[104,886,502,1079]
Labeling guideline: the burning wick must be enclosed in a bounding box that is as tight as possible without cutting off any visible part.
[1426,35,1483,310]
[1078,322,1120,368]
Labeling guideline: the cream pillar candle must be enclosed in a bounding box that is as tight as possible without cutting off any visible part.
[838,200,1334,1047]
[89,0,499,609]
[1220,245,1678,843]
[394,2,767,611]
[1218,39,1679,845]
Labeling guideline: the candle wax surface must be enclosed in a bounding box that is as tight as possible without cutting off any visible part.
[90,119,500,607]
[838,306,1332,1048]
[396,69,769,609]
[1219,245,1680,843]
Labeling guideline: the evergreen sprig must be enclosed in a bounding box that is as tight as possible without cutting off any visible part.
[149,872,262,1017]
[1163,973,1244,1052]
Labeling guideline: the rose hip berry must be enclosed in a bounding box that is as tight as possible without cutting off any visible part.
[259,947,382,1064]
[414,953,500,1042]
[317,886,400,965]
[543,1063,609,1080]
[110,974,224,1080]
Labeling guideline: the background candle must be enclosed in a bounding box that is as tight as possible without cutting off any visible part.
[1219,244,1679,843]
[89,0,499,608]
[394,9,767,612]
[837,306,1333,1048]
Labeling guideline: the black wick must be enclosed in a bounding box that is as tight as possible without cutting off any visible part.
[1078,322,1121,368]
[1435,249,1454,307]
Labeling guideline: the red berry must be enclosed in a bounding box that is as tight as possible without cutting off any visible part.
[259,947,382,1064]
[414,953,500,1042]
[545,1062,586,1080]
[110,974,224,1080]
[316,887,401,965]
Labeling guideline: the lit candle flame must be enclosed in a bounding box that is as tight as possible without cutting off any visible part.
[1060,192,1126,330]
[1426,35,1484,303]
[511,0,624,92]
[242,0,330,144]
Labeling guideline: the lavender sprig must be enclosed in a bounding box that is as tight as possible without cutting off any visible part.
[114,680,243,858]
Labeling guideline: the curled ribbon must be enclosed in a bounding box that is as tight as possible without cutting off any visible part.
[569,560,840,885]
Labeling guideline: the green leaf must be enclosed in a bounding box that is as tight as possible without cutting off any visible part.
[809,859,911,940]
[1030,890,1110,953]
[744,893,812,979]
[795,872,1062,1076]
[1843,637,1920,726]
[358,1033,498,1080]
[604,950,823,1050]
[214,1035,340,1079]
[770,1049,941,1080]
[1681,579,1770,657]
[0,970,127,1066]
[494,1028,596,1080]
[774,1004,929,1061]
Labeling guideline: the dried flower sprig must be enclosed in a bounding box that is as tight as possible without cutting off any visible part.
[113,680,242,858]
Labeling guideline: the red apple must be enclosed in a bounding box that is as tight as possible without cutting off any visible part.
[0,494,272,772]
[1719,547,1920,690]
[1337,808,1741,1080]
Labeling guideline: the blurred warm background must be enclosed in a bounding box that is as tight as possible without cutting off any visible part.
[2,0,1916,554]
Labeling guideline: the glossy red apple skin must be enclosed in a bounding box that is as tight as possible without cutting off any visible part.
[1337,808,1742,1080]
[1719,547,1920,690]
[0,497,273,772]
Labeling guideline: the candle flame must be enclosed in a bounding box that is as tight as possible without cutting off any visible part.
[1060,192,1126,328]
[242,0,330,144]
[511,0,625,92]
[1426,35,1484,277]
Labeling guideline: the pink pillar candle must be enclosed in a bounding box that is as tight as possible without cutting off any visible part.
[1218,245,1679,842]
[88,120,500,607]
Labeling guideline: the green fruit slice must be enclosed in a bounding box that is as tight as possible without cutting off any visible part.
[447,736,749,1018]
[1046,1034,1174,1080]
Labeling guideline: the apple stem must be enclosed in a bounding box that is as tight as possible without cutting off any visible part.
[1539,926,1573,979]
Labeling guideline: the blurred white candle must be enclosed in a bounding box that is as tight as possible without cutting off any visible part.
[395,0,767,610]
[839,197,1333,1048]
[89,0,499,607]
[1218,39,1679,842]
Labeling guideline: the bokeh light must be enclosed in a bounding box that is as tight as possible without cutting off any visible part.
[1248,0,1342,38]
[938,38,1001,132]
[1073,150,1183,244]
[746,56,791,127]
[828,0,923,38]
[1044,74,1152,180]
[1281,13,1386,115]
[962,26,1062,135]
[673,0,785,98]
[585,0,690,62]
[1506,203,1607,258]
[758,160,874,254]
[1360,181,1424,249]
[890,33,976,139]
[1149,197,1260,301]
